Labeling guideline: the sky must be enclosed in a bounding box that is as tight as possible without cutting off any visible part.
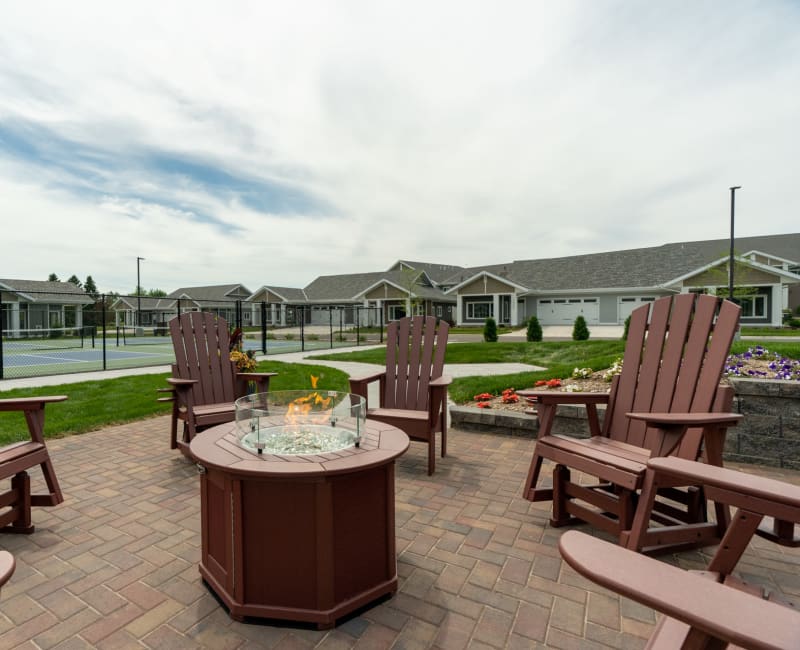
[1,1,799,295]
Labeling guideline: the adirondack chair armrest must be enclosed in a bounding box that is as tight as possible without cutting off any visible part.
[558,530,799,650]
[626,412,743,428]
[648,456,800,516]
[166,378,198,390]
[0,396,68,412]
[236,372,277,386]
[236,372,277,379]
[349,371,386,385]
[516,390,610,405]
[429,375,452,388]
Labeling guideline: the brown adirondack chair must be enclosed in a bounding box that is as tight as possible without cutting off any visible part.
[349,315,450,475]
[0,396,65,534]
[0,551,14,595]
[518,293,742,553]
[559,457,800,649]
[162,312,276,456]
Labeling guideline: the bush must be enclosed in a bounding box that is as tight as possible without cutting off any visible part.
[483,317,498,342]
[622,315,631,341]
[526,316,542,342]
[307,333,320,341]
[284,333,295,340]
[572,315,590,341]
[789,318,800,329]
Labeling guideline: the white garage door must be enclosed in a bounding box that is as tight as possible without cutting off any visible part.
[618,297,656,323]
[538,298,599,325]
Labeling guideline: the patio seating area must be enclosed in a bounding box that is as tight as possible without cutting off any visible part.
[1,416,799,649]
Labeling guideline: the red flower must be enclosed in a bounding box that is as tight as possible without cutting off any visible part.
[473,392,493,402]
[547,378,562,388]
[477,402,491,409]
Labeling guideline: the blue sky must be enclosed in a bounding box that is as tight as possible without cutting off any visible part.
[1,1,798,293]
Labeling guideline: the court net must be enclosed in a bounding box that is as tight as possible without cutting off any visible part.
[115,325,172,346]
[2,326,89,351]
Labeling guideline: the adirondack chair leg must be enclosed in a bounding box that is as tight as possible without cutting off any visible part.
[551,464,572,527]
[427,434,435,475]
[522,450,553,502]
[623,467,659,551]
[440,408,447,458]
[4,471,35,534]
[169,401,179,450]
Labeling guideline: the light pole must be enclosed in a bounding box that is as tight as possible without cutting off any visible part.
[136,256,145,327]
[728,187,741,301]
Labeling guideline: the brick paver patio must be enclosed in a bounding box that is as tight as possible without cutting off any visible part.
[1,416,798,649]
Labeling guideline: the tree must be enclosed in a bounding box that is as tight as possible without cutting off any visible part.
[84,276,99,300]
[147,288,167,297]
[526,316,542,342]
[622,315,631,341]
[67,275,82,288]
[572,315,590,341]
[483,317,498,342]
[48,273,59,282]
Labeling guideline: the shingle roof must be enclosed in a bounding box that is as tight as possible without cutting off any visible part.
[393,261,466,283]
[167,284,251,302]
[0,279,93,304]
[444,233,800,292]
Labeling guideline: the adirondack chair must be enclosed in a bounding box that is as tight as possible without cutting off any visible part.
[559,458,800,649]
[349,315,450,475]
[0,551,14,595]
[0,396,65,534]
[162,312,276,456]
[518,293,742,553]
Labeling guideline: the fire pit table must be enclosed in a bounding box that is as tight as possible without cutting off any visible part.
[189,390,409,628]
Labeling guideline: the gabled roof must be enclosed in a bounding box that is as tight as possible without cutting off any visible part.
[167,284,251,302]
[0,279,93,304]
[388,260,466,284]
[111,295,177,310]
[665,254,800,286]
[248,286,308,303]
[444,233,800,293]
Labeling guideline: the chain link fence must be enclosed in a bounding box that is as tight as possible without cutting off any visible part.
[0,289,385,380]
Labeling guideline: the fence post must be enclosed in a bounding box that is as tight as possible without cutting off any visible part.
[235,300,242,330]
[101,294,107,370]
[260,302,267,354]
[300,306,305,352]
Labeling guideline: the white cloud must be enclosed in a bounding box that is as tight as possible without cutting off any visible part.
[1,1,798,294]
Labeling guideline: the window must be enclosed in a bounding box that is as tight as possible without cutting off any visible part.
[740,295,767,318]
[388,304,406,321]
[466,301,493,320]
[436,305,442,317]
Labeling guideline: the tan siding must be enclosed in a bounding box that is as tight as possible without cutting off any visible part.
[688,266,780,286]
[460,276,515,295]
[365,284,406,300]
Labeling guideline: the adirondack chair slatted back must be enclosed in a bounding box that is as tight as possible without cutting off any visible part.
[170,312,239,406]
[603,293,740,455]
[383,316,448,411]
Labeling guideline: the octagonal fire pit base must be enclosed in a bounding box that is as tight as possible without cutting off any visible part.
[190,418,409,629]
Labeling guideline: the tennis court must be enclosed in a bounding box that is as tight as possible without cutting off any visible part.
[0,327,358,379]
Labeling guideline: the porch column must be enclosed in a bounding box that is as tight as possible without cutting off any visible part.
[271,304,277,325]
[280,304,287,326]
[10,303,20,331]
[493,294,500,323]
[406,298,412,316]
[511,294,519,326]
[456,295,463,326]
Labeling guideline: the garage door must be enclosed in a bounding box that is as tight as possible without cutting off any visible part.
[537,298,599,325]
[618,297,656,323]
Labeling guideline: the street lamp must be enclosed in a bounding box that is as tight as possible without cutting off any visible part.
[136,256,145,327]
[728,187,741,301]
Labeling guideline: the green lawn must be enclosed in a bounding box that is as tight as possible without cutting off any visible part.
[0,361,349,445]
[740,326,800,337]
[1,339,796,444]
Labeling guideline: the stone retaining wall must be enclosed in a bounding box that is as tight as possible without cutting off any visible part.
[449,378,800,470]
